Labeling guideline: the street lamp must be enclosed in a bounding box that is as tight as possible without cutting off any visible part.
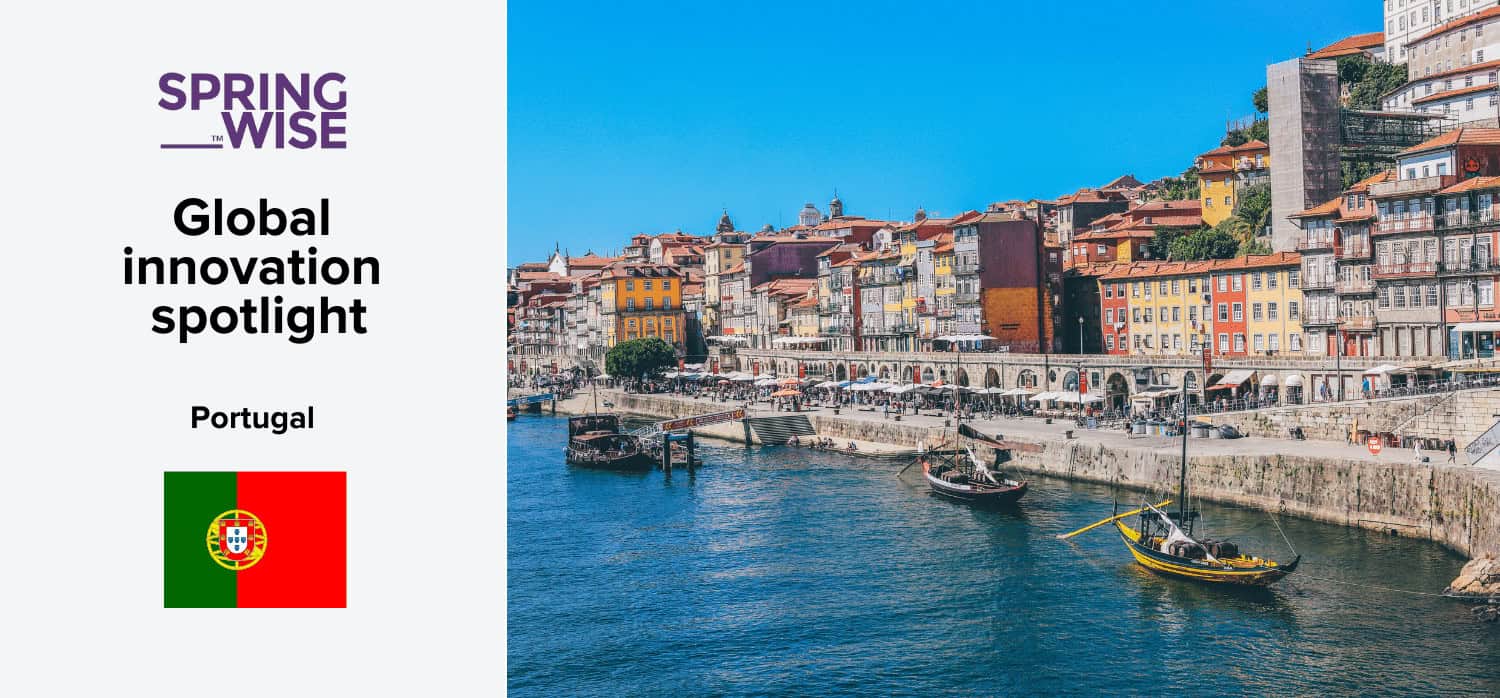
[1078,315,1085,355]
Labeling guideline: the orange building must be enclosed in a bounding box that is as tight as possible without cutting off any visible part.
[600,263,686,349]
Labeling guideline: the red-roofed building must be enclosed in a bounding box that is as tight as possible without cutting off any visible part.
[1196,140,1270,226]
[1055,186,1132,265]
[1307,32,1385,62]
[1385,2,1496,66]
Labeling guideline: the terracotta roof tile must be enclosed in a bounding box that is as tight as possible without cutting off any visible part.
[1306,32,1384,60]
[1411,82,1499,105]
[1413,7,1500,45]
[1399,126,1500,155]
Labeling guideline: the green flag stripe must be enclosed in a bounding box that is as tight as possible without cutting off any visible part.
[164,472,238,608]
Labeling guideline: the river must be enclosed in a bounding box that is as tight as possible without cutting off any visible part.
[507,415,1500,696]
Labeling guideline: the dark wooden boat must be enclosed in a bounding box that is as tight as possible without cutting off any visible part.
[922,452,1028,504]
[564,414,651,470]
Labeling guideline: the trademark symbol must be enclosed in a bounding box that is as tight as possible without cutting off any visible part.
[211,134,224,142]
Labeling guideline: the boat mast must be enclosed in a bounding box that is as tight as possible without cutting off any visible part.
[1178,374,1189,526]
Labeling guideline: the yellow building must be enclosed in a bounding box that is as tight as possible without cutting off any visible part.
[1100,261,1217,357]
[600,263,685,347]
[1242,255,1304,357]
[932,233,956,334]
[1196,139,1270,226]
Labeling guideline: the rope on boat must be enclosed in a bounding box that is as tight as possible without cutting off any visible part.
[1295,573,1452,599]
[1269,512,1298,558]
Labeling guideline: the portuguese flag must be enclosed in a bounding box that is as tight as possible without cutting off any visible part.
[164,471,345,608]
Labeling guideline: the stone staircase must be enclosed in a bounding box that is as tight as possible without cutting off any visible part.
[746,415,817,445]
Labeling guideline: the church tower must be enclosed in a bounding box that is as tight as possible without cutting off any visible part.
[716,209,734,236]
[829,192,844,219]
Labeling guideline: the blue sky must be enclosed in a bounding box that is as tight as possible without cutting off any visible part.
[508,0,1378,263]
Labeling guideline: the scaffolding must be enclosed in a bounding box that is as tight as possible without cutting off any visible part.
[1338,109,1454,163]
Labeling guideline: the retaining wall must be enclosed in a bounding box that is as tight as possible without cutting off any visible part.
[1206,388,1500,447]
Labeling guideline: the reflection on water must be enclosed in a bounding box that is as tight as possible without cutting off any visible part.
[509,416,1500,696]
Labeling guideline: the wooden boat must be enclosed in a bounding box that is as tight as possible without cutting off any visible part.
[922,452,1027,504]
[1062,382,1299,586]
[910,348,1027,506]
[1114,505,1299,585]
[507,405,518,421]
[564,414,651,470]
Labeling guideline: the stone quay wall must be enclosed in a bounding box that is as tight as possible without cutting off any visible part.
[1205,388,1500,447]
[547,390,1500,563]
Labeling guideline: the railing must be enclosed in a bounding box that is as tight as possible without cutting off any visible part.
[1342,316,1376,331]
[1373,214,1435,235]
[1339,243,1372,260]
[1301,313,1338,326]
[1439,210,1497,228]
[1301,276,1336,290]
[1297,237,1336,252]
[1336,277,1375,293]
[953,264,979,275]
[955,293,980,304]
[1439,259,1500,274]
[1372,262,1438,278]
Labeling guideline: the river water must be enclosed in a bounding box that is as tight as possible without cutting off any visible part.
[508,416,1500,696]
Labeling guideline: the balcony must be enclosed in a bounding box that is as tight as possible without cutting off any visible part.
[1235,157,1267,172]
[1342,316,1376,331]
[1301,276,1336,290]
[1301,313,1338,327]
[1296,237,1336,252]
[955,292,980,304]
[1339,243,1372,260]
[1372,262,1438,278]
[1439,210,1498,229]
[1373,214,1434,235]
[1369,174,1456,198]
[1439,259,1500,275]
[1336,277,1375,294]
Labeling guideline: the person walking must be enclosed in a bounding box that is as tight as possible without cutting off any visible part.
[1448,440,1458,464]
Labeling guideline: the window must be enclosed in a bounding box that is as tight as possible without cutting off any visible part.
[1468,98,1476,111]
[662,280,671,290]
[1172,306,1181,322]
[1106,335,1115,350]
[1104,284,1113,299]
[1158,280,1168,295]
[626,280,635,291]
[1379,286,1391,309]
[662,298,672,310]
[1189,305,1198,321]
[1481,49,1488,62]
[1098,244,1108,255]
[1269,334,1280,352]
[1133,308,1141,323]
[1189,278,1198,293]
[1132,282,1141,298]
[1232,274,1243,291]
[1427,284,1439,307]
[1252,273,1263,290]
[1160,333,1168,348]
[1468,75,1476,87]
[1484,280,1496,306]
[626,298,636,311]
[1172,279,1181,295]
[1254,334,1265,352]
[1218,276,1228,292]
[1218,333,1229,352]
[1269,272,1279,289]
[1252,303,1263,320]
[1290,333,1302,351]
[643,280,653,290]
[1106,308,1114,324]
[1234,334,1246,352]
[1289,301,1300,319]
[1218,303,1229,321]
[1268,302,1278,320]
[1289,270,1300,288]
[1395,286,1407,308]
[1144,308,1154,323]
[1233,303,1244,321]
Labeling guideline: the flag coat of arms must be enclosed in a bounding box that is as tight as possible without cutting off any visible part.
[164,471,346,608]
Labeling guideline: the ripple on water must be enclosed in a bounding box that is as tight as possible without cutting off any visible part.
[509,417,1500,696]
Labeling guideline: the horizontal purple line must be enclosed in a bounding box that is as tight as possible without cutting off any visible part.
[160,143,223,149]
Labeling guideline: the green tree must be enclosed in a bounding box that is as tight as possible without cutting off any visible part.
[1157,167,1200,201]
[1168,226,1240,261]
[605,337,676,381]
[1233,182,1273,234]
[1146,225,1180,260]
[1338,54,1408,110]
[1252,86,1268,114]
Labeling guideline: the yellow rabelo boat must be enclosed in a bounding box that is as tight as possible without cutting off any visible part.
[1062,382,1299,587]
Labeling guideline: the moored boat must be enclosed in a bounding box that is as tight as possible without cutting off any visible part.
[564,414,651,470]
[1062,380,1299,587]
[922,453,1028,505]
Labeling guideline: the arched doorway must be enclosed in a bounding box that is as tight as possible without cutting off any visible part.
[1062,370,1079,392]
[1017,369,1038,388]
[921,366,935,383]
[985,368,1000,388]
[1106,372,1129,411]
[880,366,890,379]
[836,364,847,381]
[857,365,868,378]
[1183,371,1198,403]
[903,366,913,382]
[957,369,970,387]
